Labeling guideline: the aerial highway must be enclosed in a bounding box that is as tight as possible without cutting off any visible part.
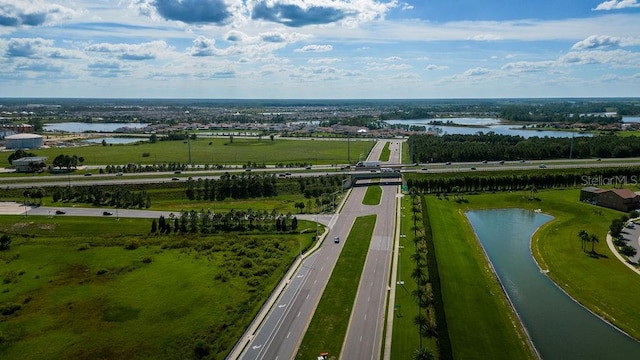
[229,139,401,360]
[341,140,402,360]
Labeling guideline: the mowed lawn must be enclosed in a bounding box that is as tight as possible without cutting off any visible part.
[425,196,537,360]
[3,138,375,167]
[0,215,314,359]
[425,188,640,359]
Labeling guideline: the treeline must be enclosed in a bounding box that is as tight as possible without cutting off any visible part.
[297,175,345,198]
[152,210,298,234]
[407,167,640,194]
[408,133,640,162]
[52,186,150,208]
[185,173,278,201]
[184,174,346,201]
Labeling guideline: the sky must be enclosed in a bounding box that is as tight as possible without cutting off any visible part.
[0,0,639,99]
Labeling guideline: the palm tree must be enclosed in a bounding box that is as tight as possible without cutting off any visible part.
[413,347,435,360]
[411,267,428,285]
[589,234,599,253]
[577,230,588,252]
[413,313,428,348]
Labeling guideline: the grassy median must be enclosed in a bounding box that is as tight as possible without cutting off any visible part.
[296,215,376,359]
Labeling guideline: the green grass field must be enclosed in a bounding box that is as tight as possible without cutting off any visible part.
[3,138,375,167]
[529,189,640,339]
[0,215,315,359]
[390,195,438,359]
[425,195,537,360]
[296,215,376,360]
[379,141,391,161]
[362,182,382,206]
[424,188,640,358]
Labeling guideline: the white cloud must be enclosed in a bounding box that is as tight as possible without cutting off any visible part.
[308,58,341,64]
[571,35,640,50]
[295,44,333,52]
[469,34,502,41]
[425,64,448,71]
[85,40,174,61]
[593,0,640,10]
[0,0,77,27]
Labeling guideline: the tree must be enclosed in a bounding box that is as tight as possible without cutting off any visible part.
[577,230,589,252]
[150,133,157,143]
[413,347,435,360]
[0,234,11,251]
[270,134,275,141]
[150,219,157,234]
[610,219,624,238]
[291,216,298,230]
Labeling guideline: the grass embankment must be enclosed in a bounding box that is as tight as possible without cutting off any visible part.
[424,188,640,357]
[296,215,376,359]
[379,142,391,162]
[425,195,537,360]
[529,189,640,339]
[2,138,375,167]
[0,216,316,359]
[362,181,382,206]
[390,195,439,359]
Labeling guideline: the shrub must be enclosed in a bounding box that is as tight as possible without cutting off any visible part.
[77,243,90,251]
[0,303,21,315]
[0,234,11,251]
[2,271,17,284]
[141,256,152,264]
[96,269,109,275]
[124,239,140,250]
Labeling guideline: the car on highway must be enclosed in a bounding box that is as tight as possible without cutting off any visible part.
[103,211,112,216]
[470,167,476,170]
[445,162,451,165]
[55,210,66,215]
[539,164,547,168]
[421,167,428,171]
[334,236,340,243]
[171,177,180,181]
[84,173,92,176]
[116,172,123,176]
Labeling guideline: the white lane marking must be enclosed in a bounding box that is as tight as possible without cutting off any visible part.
[306,294,310,300]
[297,311,301,318]
[252,344,262,350]
[286,331,291,339]
[297,274,304,278]
[278,303,287,308]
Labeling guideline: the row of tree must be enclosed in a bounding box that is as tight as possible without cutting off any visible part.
[408,133,640,163]
[408,193,437,360]
[151,209,298,234]
[52,186,150,208]
[407,168,640,194]
[185,173,278,201]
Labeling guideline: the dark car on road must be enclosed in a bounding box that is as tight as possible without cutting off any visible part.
[55,210,66,215]
[103,211,112,216]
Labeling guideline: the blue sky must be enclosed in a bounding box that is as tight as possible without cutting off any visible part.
[0,0,639,99]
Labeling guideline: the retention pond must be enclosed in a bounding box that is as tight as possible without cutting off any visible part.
[466,209,640,359]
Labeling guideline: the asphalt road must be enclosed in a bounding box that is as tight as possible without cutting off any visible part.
[341,140,402,359]
[232,140,399,360]
[236,185,371,360]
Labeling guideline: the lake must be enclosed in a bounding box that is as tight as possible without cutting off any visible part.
[467,209,640,359]
[385,118,591,138]
[43,122,148,133]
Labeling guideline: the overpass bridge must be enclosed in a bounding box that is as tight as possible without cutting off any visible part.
[344,170,403,188]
